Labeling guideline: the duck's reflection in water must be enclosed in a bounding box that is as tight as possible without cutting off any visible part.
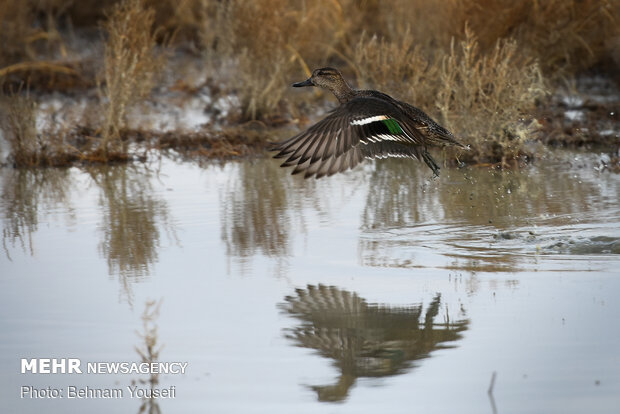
[280,284,468,402]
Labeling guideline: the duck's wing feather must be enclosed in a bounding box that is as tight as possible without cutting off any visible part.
[360,141,440,177]
[268,97,430,179]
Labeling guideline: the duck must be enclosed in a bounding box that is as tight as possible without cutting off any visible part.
[268,67,468,179]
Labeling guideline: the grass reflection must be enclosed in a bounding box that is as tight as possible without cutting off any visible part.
[87,164,174,302]
[360,157,618,271]
[364,156,613,229]
[1,167,75,259]
[134,299,163,414]
[220,155,366,270]
[219,158,329,268]
[220,160,292,258]
[362,159,442,229]
[281,284,468,402]
[1,164,174,297]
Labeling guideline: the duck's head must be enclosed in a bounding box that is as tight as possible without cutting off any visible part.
[293,67,346,90]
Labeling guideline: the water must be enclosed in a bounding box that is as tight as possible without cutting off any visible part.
[1,152,619,413]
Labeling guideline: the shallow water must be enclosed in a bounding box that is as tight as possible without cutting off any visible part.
[1,152,619,413]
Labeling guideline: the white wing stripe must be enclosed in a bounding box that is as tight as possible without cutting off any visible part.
[361,134,403,144]
[375,134,399,142]
[351,115,389,125]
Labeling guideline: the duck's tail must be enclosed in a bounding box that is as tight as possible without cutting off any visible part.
[426,125,470,150]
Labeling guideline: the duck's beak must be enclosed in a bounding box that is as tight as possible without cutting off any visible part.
[292,78,313,87]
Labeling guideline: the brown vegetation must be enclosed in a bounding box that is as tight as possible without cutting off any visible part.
[99,0,161,157]
[455,0,619,75]
[436,29,547,165]
[0,1,35,67]
[209,0,349,120]
[1,89,39,166]
[0,0,618,169]
[154,127,271,160]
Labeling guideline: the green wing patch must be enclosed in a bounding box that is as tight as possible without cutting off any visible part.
[382,118,403,135]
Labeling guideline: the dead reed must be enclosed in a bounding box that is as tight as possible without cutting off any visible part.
[454,0,620,76]
[1,89,39,166]
[0,88,77,168]
[155,126,269,159]
[352,28,548,165]
[0,0,617,167]
[352,30,439,113]
[99,0,161,157]
[436,29,548,165]
[195,0,350,121]
[198,0,615,163]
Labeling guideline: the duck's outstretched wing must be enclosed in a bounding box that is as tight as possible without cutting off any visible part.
[268,97,435,179]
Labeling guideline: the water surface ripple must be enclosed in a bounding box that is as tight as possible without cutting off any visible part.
[1,151,619,413]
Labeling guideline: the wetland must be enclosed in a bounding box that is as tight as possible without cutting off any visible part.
[1,1,619,413]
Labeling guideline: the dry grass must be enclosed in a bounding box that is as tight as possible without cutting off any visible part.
[0,0,76,71]
[0,0,36,67]
[0,88,77,167]
[0,88,129,167]
[455,0,620,76]
[206,0,349,121]
[1,0,618,168]
[436,29,548,165]
[352,27,548,165]
[352,30,440,112]
[99,0,161,156]
[1,89,39,166]
[161,0,617,166]
[195,0,616,163]
[154,126,270,159]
